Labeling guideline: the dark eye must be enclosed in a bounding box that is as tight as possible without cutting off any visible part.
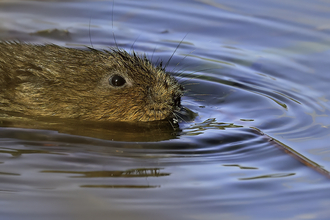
[109,75,126,87]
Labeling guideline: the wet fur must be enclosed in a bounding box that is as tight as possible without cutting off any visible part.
[0,42,183,122]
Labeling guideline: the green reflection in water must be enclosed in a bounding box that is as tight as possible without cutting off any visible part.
[41,168,170,178]
[0,149,63,157]
[239,173,295,180]
[223,164,258,170]
[0,171,20,176]
[184,118,243,136]
[80,185,159,188]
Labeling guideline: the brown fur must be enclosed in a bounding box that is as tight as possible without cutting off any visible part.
[0,42,183,122]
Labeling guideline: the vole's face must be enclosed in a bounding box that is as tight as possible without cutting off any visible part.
[92,52,183,122]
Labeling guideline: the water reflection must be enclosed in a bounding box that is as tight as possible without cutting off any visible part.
[40,168,168,188]
[41,168,170,178]
[0,117,181,142]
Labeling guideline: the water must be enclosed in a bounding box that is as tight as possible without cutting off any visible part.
[0,0,330,219]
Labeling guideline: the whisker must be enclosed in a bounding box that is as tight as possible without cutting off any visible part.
[167,119,176,130]
[150,47,157,63]
[111,0,119,49]
[130,35,141,52]
[170,49,196,76]
[179,68,221,84]
[164,33,189,70]
[174,111,187,123]
[88,17,94,49]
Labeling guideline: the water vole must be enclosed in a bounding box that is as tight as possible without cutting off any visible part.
[0,42,184,122]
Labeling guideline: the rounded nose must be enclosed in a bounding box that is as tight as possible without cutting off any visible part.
[173,95,181,108]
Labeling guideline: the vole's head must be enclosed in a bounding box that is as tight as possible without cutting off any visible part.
[1,44,184,123]
[89,49,184,122]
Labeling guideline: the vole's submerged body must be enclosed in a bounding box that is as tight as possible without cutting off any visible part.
[0,42,183,122]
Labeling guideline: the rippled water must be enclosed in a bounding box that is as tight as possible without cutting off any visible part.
[0,0,330,219]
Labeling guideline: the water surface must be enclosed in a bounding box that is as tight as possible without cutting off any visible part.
[0,0,330,219]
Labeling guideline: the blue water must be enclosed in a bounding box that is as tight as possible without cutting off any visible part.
[0,0,330,219]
